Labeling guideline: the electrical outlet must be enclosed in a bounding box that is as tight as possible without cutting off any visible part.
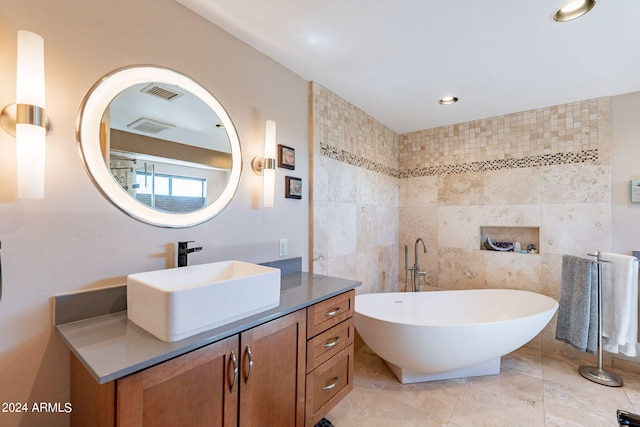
[279,239,288,257]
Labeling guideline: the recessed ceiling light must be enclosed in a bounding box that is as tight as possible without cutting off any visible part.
[552,0,597,22]
[438,96,459,105]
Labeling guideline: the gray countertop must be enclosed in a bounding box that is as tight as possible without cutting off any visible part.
[56,272,360,384]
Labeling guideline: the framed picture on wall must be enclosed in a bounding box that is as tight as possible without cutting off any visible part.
[278,145,295,170]
[285,176,302,199]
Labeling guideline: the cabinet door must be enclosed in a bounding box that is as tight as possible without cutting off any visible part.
[117,335,239,427]
[239,310,306,427]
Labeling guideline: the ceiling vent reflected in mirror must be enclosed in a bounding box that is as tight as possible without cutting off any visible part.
[127,116,176,134]
[140,83,184,101]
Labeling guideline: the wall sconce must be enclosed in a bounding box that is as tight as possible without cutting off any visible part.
[0,30,51,199]
[252,120,276,207]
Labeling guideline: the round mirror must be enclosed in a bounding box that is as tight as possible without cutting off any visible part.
[77,66,242,227]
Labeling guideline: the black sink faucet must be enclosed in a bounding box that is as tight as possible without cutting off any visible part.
[177,241,202,267]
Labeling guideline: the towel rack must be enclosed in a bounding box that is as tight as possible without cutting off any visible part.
[578,251,624,387]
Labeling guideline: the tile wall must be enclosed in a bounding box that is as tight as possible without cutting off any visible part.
[400,99,601,174]
[310,82,400,294]
[399,97,612,359]
[311,82,615,362]
[399,97,611,292]
[399,98,611,356]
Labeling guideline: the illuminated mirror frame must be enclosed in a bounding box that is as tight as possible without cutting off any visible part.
[77,65,242,227]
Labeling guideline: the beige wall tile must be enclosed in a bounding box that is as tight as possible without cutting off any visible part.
[400,175,438,207]
[327,202,358,257]
[312,154,330,202]
[483,167,541,205]
[356,168,380,206]
[438,205,484,250]
[378,246,400,292]
[328,160,358,203]
[539,203,611,255]
[355,249,383,294]
[437,172,484,206]
[327,252,360,285]
[437,248,485,290]
[378,174,400,207]
[482,204,541,229]
[357,205,381,252]
[399,206,438,245]
[540,253,562,301]
[540,163,610,204]
[483,252,541,292]
[312,200,330,274]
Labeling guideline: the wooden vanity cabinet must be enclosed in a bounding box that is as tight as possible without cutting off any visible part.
[71,310,305,427]
[70,290,355,427]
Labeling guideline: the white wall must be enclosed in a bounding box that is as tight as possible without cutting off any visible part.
[609,92,640,367]
[611,91,640,255]
[0,1,308,426]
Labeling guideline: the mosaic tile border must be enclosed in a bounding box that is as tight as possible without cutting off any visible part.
[320,142,401,178]
[400,149,599,178]
[320,142,598,178]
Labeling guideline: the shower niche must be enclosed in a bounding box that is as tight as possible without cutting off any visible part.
[480,226,540,254]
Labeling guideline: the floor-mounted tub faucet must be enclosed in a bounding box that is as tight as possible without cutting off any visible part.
[177,241,202,267]
[405,238,427,292]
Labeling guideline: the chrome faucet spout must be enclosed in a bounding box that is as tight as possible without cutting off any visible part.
[404,238,428,292]
[413,238,428,292]
[414,238,427,264]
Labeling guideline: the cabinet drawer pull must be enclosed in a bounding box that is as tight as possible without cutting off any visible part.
[244,345,254,384]
[228,351,238,392]
[322,376,340,390]
[324,307,341,317]
[323,337,340,348]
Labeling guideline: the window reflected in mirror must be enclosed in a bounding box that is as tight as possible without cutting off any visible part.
[101,81,232,214]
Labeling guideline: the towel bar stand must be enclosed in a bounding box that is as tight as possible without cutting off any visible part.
[578,251,624,387]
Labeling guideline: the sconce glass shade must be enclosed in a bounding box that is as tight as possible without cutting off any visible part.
[16,31,46,199]
[250,120,277,207]
[16,124,46,199]
[17,31,45,107]
[263,120,276,208]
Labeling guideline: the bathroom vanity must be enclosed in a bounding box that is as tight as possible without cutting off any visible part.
[56,267,358,427]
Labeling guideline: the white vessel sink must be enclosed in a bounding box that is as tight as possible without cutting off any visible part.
[127,261,281,342]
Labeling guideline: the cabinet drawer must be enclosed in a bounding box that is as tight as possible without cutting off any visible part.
[306,317,354,373]
[305,347,353,427]
[307,290,354,338]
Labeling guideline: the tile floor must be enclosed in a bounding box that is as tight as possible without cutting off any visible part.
[326,345,640,426]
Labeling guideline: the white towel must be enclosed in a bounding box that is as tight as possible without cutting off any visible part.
[601,252,639,356]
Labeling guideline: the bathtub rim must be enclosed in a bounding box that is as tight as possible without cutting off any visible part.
[354,288,559,328]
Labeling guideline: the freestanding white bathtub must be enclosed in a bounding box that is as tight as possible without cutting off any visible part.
[355,289,558,383]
